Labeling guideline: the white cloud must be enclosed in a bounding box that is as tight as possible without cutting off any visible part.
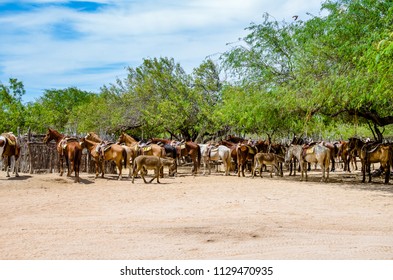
[0,0,325,102]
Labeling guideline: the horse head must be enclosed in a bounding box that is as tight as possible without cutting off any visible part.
[43,128,61,144]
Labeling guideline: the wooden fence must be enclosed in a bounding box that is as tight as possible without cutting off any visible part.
[1,132,117,175]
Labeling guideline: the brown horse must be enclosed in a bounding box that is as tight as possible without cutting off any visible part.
[182,141,201,175]
[117,132,167,177]
[0,132,21,177]
[43,128,82,183]
[117,132,165,158]
[360,143,392,184]
[236,143,249,177]
[153,138,201,175]
[84,132,131,180]
[347,137,369,166]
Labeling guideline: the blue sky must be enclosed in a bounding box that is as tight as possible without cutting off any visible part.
[0,0,324,103]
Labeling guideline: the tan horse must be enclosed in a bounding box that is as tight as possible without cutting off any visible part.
[117,132,165,158]
[252,152,282,178]
[43,128,82,183]
[132,155,176,184]
[236,143,249,177]
[360,143,392,184]
[84,133,131,180]
[0,132,21,177]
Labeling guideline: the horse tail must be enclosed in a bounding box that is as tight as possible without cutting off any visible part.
[197,144,201,169]
[122,147,127,169]
[73,145,82,175]
[325,147,331,170]
[172,146,177,159]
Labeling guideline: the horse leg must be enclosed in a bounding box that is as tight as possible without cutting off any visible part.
[94,160,99,178]
[117,162,122,180]
[131,165,138,183]
[100,160,105,178]
[202,157,207,175]
[14,155,20,177]
[325,164,329,182]
[320,162,325,182]
[384,163,390,184]
[331,157,335,172]
[160,166,164,178]
[59,156,64,176]
[5,156,10,177]
[140,170,148,183]
[361,160,366,183]
[70,157,75,178]
[259,164,263,178]
[149,168,160,183]
[65,155,71,176]
[301,161,307,181]
[251,160,256,178]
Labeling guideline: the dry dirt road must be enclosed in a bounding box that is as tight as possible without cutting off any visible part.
[1,167,393,260]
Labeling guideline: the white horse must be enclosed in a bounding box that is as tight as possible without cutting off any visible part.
[285,144,331,182]
[199,144,232,176]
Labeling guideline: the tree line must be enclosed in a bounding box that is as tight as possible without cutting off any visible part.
[1,0,392,142]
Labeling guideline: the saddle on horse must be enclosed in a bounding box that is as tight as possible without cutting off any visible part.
[301,142,317,158]
[95,141,114,159]
[1,132,18,146]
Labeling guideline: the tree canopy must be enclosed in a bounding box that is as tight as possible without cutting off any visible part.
[3,0,393,141]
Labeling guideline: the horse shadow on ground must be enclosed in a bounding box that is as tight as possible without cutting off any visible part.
[0,175,32,181]
[280,169,393,195]
[78,177,95,185]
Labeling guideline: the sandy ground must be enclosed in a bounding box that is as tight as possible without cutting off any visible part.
[1,165,393,260]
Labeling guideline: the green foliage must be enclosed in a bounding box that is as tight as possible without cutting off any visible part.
[93,57,223,141]
[4,0,393,142]
[25,87,94,133]
[220,0,393,141]
[0,78,25,133]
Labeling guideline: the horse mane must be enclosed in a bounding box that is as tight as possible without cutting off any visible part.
[220,139,236,146]
[86,132,103,143]
[82,137,98,147]
[122,132,138,143]
[226,135,245,143]
[44,128,65,143]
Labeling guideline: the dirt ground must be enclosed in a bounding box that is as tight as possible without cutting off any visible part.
[1,166,393,260]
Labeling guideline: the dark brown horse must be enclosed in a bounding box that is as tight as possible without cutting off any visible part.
[43,128,82,183]
[348,137,375,174]
[337,140,359,172]
[0,132,21,177]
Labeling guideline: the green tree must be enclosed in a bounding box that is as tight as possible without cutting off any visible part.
[103,57,216,140]
[0,78,25,133]
[220,0,393,141]
[25,87,94,133]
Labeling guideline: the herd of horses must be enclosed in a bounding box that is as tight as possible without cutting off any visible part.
[1,129,392,185]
